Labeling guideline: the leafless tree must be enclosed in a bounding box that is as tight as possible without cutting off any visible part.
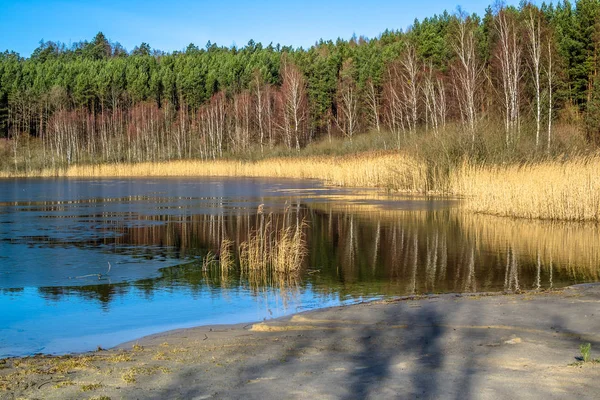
[495,6,522,145]
[202,93,225,159]
[400,43,419,134]
[423,64,447,135]
[231,91,251,153]
[545,34,555,152]
[451,12,482,142]
[279,61,308,150]
[336,59,359,141]
[525,4,543,147]
[253,72,266,153]
[383,62,407,143]
[264,84,276,149]
[365,79,381,133]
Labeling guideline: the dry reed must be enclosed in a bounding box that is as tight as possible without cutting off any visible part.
[451,157,600,221]
[201,237,235,287]
[239,212,307,274]
[237,210,306,305]
[219,238,234,274]
[0,152,428,192]
[3,149,600,222]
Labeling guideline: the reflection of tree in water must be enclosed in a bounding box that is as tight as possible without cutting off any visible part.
[39,284,129,311]
[1,288,24,295]
[32,205,600,307]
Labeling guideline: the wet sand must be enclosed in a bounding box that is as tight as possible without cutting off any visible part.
[2,284,600,399]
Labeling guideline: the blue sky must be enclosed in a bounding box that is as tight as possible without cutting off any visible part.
[0,0,520,56]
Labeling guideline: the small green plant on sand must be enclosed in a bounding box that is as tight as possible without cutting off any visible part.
[580,343,592,363]
[571,343,600,366]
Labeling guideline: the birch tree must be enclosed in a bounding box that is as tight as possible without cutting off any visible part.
[545,33,555,152]
[451,12,482,142]
[524,4,543,147]
[253,71,266,153]
[495,6,522,144]
[383,62,406,142]
[400,43,419,134]
[279,61,307,150]
[423,63,447,135]
[365,79,381,133]
[336,59,359,141]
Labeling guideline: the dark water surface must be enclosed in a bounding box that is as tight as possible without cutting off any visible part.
[1,178,598,357]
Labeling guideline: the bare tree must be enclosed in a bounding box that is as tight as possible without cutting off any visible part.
[279,61,308,150]
[365,79,381,133]
[436,77,448,131]
[231,91,251,153]
[336,59,359,141]
[423,63,447,135]
[382,47,420,146]
[400,43,419,134]
[174,103,188,159]
[264,84,276,149]
[545,34,555,153]
[451,12,482,142]
[525,4,543,147]
[203,93,225,159]
[495,6,522,145]
[383,62,406,143]
[253,71,266,153]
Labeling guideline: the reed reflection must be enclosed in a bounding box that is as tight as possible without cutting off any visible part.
[34,202,600,306]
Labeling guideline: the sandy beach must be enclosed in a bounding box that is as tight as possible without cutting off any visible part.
[2,284,600,399]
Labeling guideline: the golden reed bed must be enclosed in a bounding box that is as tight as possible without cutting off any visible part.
[1,152,599,222]
[451,157,600,221]
[0,152,428,191]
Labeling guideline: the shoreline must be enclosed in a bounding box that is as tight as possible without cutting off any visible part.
[1,152,599,222]
[3,284,600,399]
[117,288,565,349]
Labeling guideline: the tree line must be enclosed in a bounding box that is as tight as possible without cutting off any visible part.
[2,0,600,168]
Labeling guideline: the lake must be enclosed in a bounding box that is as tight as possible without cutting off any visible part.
[1,178,599,357]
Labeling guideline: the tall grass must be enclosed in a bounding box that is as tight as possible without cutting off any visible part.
[452,156,600,221]
[237,209,307,302]
[239,211,307,274]
[0,152,429,192]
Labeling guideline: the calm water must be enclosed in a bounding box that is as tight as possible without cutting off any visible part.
[1,178,599,357]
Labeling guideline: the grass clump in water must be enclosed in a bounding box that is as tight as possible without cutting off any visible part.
[239,209,307,275]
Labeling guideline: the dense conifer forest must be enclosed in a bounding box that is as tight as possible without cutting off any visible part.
[2,1,600,171]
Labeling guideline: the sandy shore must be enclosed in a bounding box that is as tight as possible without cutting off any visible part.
[2,285,600,399]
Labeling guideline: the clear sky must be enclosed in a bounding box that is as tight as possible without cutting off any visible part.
[0,0,520,56]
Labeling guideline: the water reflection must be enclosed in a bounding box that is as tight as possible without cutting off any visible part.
[25,205,600,307]
[1,179,599,356]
